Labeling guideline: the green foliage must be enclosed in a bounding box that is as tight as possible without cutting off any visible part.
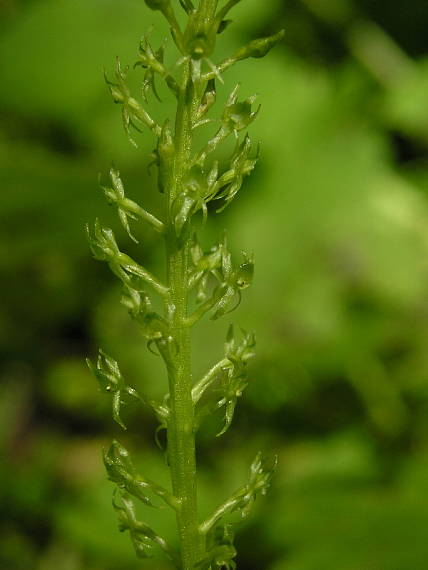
[86,1,282,568]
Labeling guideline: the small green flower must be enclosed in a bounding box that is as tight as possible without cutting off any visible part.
[234,29,286,60]
[222,85,259,135]
[86,349,141,429]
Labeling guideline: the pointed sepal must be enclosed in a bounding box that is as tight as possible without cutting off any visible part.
[104,440,180,510]
[87,349,142,430]
[86,220,168,296]
[134,33,166,103]
[195,78,217,123]
[186,235,254,323]
[215,325,256,435]
[171,165,216,239]
[100,167,138,243]
[221,84,260,137]
[178,0,194,14]
[188,231,223,301]
[86,218,120,262]
[113,489,180,563]
[199,452,277,535]
[195,89,259,167]
[154,120,175,194]
[199,523,237,569]
[192,325,255,433]
[100,167,165,236]
[195,545,237,569]
[104,57,161,145]
[212,134,259,212]
[211,250,255,320]
[215,0,243,23]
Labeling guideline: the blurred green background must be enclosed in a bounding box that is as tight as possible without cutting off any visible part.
[2,0,428,568]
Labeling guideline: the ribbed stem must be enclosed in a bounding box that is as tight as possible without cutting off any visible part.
[165,58,203,569]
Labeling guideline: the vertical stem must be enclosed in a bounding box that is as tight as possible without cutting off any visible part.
[165,58,203,569]
[198,0,218,18]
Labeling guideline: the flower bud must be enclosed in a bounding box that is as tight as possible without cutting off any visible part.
[221,85,259,135]
[172,192,197,237]
[183,11,217,59]
[186,32,215,60]
[144,0,170,11]
[86,219,120,261]
[234,29,285,60]
[157,120,175,193]
[197,79,216,119]
[223,100,257,132]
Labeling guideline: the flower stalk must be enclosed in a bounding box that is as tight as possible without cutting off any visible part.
[87,1,283,568]
[165,56,203,567]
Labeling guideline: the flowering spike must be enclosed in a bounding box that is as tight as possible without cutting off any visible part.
[89,1,282,565]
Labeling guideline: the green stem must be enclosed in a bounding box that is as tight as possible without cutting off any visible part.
[192,358,229,404]
[121,198,165,233]
[165,57,203,569]
[198,0,218,17]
